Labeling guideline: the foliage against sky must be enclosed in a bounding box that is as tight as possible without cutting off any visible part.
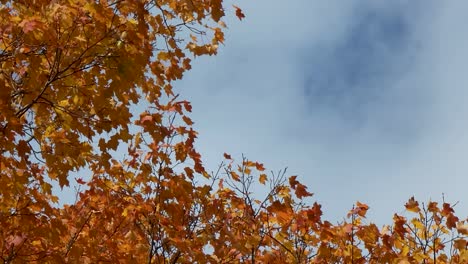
[1,0,467,263]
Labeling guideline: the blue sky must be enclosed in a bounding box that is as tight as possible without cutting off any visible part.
[174,1,468,224]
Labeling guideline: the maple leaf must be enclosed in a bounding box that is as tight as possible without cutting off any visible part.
[427,201,439,213]
[230,171,240,182]
[289,175,299,189]
[184,167,194,179]
[294,183,312,199]
[259,174,267,184]
[287,176,312,199]
[405,196,420,213]
[393,214,408,237]
[233,5,245,20]
[447,214,460,229]
[182,116,194,125]
[255,162,265,171]
[348,202,369,218]
[442,203,455,216]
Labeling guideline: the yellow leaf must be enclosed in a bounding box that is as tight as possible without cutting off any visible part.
[462,249,468,262]
[157,51,170,61]
[122,208,129,217]
[72,95,80,105]
[411,218,425,230]
[31,240,42,247]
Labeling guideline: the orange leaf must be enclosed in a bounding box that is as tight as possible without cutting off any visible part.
[405,196,420,213]
[233,5,245,20]
[182,100,192,112]
[447,214,459,229]
[393,214,408,237]
[255,162,265,171]
[428,201,439,213]
[294,183,312,199]
[348,202,369,218]
[259,174,267,184]
[453,239,467,250]
[442,203,455,216]
[289,175,299,188]
[184,167,194,179]
[182,116,194,125]
[356,201,369,217]
[230,171,240,181]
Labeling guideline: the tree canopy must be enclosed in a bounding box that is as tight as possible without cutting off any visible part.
[0,0,467,263]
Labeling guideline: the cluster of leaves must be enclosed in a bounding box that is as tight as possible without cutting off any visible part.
[0,0,466,263]
[188,157,468,263]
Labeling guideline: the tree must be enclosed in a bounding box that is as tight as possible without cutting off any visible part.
[0,0,467,263]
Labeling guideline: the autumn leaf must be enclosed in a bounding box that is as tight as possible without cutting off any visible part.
[294,183,312,199]
[405,196,420,213]
[442,203,455,216]
[289,175,299,189]
[182,116,194,125]
[348,202,369,218]
[287,176,312,199]
[76,178,86,185]
[230,171,240,182]
[255,162,265,171]
[393,214,408,237]
[233,5,245,20]
[447,214,460,229]
[453,239,467,252]
[184,167,194,179]
[428,201,439,213]
[259,174,267,184]
[457,223,468,235]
